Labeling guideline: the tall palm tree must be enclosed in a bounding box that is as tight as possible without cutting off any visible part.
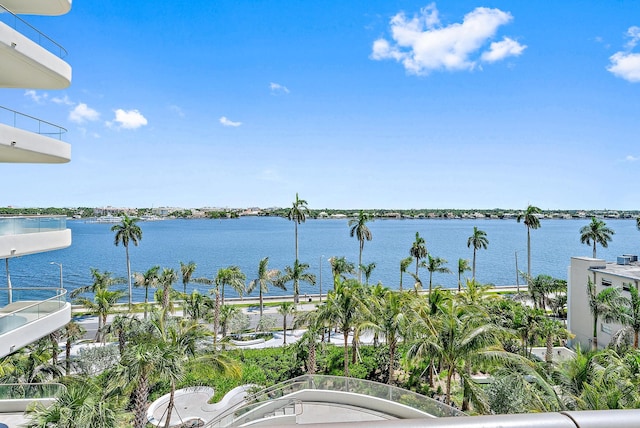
[516,205,542,279]
[287,193,310,260]
[457,259,471,292]
[587,278,625,350]
[409,232,427,278]
[349,210,372,283]
[377,290,410,384]
[278,301,297,344]
[158,267,178,317]
[328,256,355,289]
[111,214,143,308]
[219,304,241,338]
[64,321,85,376]
[399,256,413,291]
[580,217,615,258]
[426,254,451,293]
[247,257,284,317]
[360,262,376,286]
[281,259,316,304]
[467,226,488,280]
[179,261,197,295]
[133,265,159,319]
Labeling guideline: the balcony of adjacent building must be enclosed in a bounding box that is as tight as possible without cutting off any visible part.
[0,286,71,358]
[0,0,71,16]
[0,216,71,258]
[0,383,66,427]
[0,4,71,89]
[0,106,70,163]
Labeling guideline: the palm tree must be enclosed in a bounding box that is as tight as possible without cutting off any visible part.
[318,278,369,376]
[179,261,197,295]
[426,254,451,293]
[587,278,625,350]
[409,232,427,278]
[615,284,640,348]
[516,205,542,279]
[360,262,376,285]
[133,265,159,319]
[349,210,372,283]
[104,314,141,355]
[580,217,615,258]
[378,290,410,384]
[111,214,143,308]
[467,226,488,280]
[216,265,246,305]
[247,257,284,317]
[278,301,296,344]
[328,256,355,289]
[281,259,316,304]
[457,259,471,292]
[287,193,310,260]
[536,317,572,367]
[64,321,85,376]
[183,289,211,322]
[26,377,122,428]
[158,267,178,316]
[219,304,241,338]
[71,269,125,343]
[399,256,413,291]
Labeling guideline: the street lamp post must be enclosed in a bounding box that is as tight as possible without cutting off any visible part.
[319,255,324,303]
[50,262,63,291]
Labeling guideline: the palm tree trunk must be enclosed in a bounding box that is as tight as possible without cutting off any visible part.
[445,365,453,405]
[592,314,598,350]
[259,288,264,317]
[133,376,149,428]
[343,331,350,377]
[388,338,396,384]
[283,315,288,345]
[358,242,363,283]
[65,339,72,376]
[635,330,639,349]
[527,228,531,279]
[472,249,476,279]
[545,333,553,366]
[126,245,132,309]
[308,340,317,374]
[164,380,175,428]
[593,242,596,258]
[144,286,149,320]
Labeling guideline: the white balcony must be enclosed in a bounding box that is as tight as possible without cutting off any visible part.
[1,0,72,16]
[0,109,70,162]
[0,288,71,358]
[0,7,71,89]
[0,216,71,258]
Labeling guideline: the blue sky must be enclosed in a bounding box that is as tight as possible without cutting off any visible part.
[4,1,640,210]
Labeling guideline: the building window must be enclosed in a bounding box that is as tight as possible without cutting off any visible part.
[601,279,612,287]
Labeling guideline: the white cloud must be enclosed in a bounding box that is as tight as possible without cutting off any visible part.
[481,37,526,62]
[169,105,185,117]
[107,109,148,130]
[269,82,290,94]
[51,95,74,106]
[625,26,640,49]
[69,103,100,123]
[625,155,639,162]
[371,4,524,75]
[608,27,640,82]
[608,52,640,82]
[24,90,47,104]
[219,116,242,127]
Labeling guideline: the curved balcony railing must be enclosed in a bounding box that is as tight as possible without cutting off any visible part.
[0,287,67,331]
[0,106,67,140]
[0,215,67,236]
[0,4,67,58]
[206,375,464,427]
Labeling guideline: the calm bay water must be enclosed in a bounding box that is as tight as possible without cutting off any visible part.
[4,217,640,300]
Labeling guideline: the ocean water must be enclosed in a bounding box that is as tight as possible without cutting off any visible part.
[3,217,640,301]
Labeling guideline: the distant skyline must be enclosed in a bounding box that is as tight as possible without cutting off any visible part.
[4,1,640,210]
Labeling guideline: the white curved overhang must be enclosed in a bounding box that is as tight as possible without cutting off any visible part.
[0,229,71,258]
[1,0,72,16]
[0,123,70,163]
[0,301,71,357]
[0,22,71,89]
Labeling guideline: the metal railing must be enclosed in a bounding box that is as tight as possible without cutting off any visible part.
[205,375,463,427]
[0,215,67,236]
[0,4,67,58]
[0,287,68,334]
[0,106,67,140]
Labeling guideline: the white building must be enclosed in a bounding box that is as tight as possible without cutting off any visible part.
[568,255,640,350]
[0,0,72,358]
